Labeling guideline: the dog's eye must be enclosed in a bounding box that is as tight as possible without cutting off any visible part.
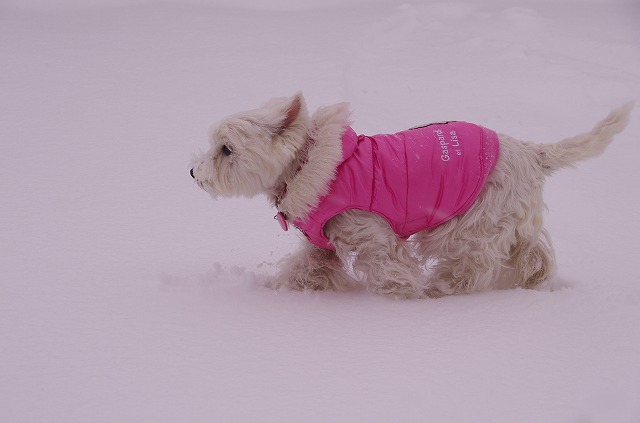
[221,145,233,156]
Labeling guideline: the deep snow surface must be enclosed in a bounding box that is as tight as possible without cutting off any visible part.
[1,1,640,422]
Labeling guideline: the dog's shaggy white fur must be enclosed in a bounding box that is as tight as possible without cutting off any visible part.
[192,93,632,298]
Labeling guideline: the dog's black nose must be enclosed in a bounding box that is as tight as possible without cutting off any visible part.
[190,168,195,179]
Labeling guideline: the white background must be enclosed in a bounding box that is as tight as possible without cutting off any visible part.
[1,0,639,421]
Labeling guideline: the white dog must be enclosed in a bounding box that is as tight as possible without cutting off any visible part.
[191,93,632,298]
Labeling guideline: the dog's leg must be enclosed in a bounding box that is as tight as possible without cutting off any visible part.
[417,214,514,296]
[274,241,356,291]
[326,210,425,298]
[427,244,506,295]
[510,229,556,288]
[421,206,556,295]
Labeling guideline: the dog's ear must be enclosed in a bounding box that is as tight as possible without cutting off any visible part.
[257,92,306,135]
[273,92,304,134]
[281,92,303,129]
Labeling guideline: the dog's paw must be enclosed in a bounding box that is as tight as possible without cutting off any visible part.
[368,279,427,299]
[271,270,337,292]
[424,278,457,298]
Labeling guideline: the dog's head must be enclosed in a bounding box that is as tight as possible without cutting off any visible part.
[191,92,309,199]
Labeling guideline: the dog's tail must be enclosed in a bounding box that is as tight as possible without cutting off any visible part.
[537,102,633,175]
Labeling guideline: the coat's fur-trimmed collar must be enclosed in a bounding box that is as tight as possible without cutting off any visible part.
[273,102,351,222]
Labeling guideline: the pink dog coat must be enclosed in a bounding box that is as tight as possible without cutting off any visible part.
[291,121,500,250]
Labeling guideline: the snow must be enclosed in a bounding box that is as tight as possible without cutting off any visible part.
[1,0,639,421]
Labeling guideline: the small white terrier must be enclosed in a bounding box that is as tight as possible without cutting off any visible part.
[191,93,632,298]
